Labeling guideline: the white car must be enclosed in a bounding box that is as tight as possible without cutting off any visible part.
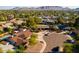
[14,31,19,33]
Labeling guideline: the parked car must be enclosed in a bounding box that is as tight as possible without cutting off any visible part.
[44,33,49,36]
[65,40,75,44]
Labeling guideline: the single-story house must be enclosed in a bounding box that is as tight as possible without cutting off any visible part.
[0,44,14,52]
[0,29,32,47]
[10,29,32,46]
[42,19,55,24]
[37,25,50,30]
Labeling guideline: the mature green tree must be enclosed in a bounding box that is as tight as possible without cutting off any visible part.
[25,16,37,29]
[74,17,79,29]
[0,15,7,21]
[29,34,38,45]
[58,16,65,24]
[16,45,25,53]
[34,16,42,24]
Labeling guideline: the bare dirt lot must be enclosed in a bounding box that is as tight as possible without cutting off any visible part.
[26,41,43,53]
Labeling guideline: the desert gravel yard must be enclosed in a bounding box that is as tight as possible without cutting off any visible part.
[43,32,68,53]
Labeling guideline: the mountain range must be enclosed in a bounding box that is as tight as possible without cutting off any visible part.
[12,6,72,11]
[0,6,79,11]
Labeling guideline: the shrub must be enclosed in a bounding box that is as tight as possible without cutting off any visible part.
[0,30,4,34]
[63,43,74,53]
[6,50,15,53]
[0,48,3,53]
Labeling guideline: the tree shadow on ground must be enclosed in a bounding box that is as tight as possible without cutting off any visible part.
[47,46,59,53]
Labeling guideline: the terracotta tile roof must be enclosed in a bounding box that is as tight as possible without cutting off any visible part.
[10,30,32,46]
[10,36,23,46]
[15,30,32,38]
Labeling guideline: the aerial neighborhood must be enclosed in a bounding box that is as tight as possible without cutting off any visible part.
[0,6,79,53]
